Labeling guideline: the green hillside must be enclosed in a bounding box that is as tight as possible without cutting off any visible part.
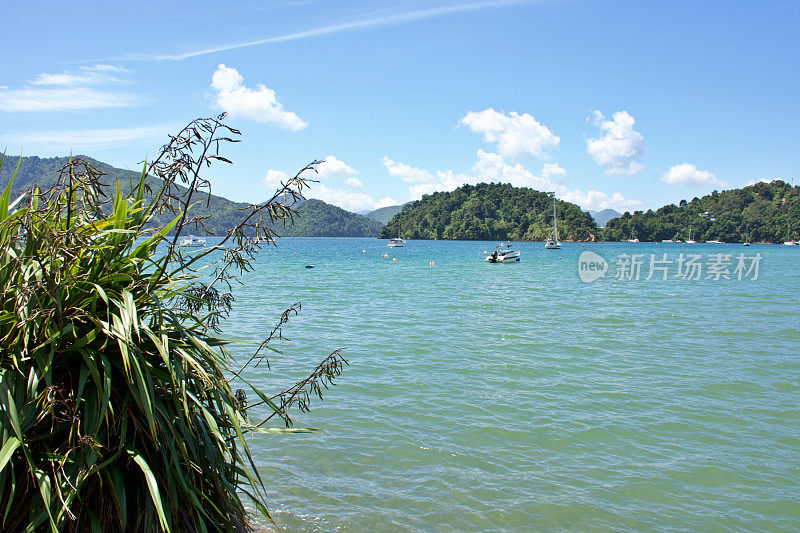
[0,155,382,237]
[280,199,383,237]
[365,204,405,225]
[380,182,599,241]
[602,180,800,243]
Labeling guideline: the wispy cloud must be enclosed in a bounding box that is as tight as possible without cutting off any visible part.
[0,88,137,112]
[147,0,539,61]
[30,64,130,86]
[0,64,136,112]
[1,123,179,149]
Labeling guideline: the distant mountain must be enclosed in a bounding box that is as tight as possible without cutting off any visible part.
[602,181,800,243]
[380,182,599,241]
[587,209,621,227]
[0,155,382,238]
[280,199,383,237]
[365,204,405,225]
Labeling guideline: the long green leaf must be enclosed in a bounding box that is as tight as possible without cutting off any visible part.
[127,448,171,533]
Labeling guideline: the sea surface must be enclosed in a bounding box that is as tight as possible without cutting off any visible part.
[215,238,799,531]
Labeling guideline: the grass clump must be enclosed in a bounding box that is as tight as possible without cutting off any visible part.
[0,116,346,531]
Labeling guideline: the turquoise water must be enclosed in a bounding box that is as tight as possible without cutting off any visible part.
[220,239,799,531]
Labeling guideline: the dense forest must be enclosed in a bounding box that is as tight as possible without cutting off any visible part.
[0,155,382,237]
[380,182,599,241]
[603,180,800,243]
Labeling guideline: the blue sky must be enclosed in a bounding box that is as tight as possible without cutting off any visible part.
[2,0,798,212]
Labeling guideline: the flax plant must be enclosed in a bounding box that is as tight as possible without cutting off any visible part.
[0,115,346,532]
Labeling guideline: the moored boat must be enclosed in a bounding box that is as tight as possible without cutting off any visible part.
[486,243,521,263]
[179,235,206,247]
[545,195,561,249]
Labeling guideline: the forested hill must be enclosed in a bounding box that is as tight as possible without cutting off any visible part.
[603,180,800,243]
[279,199,383,237]
[379,182,599,241]
[365,204,405,225]
[0,155,382,237]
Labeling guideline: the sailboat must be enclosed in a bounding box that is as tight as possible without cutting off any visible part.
[784,221,798,246]
[743,225,750,246]
[544,195,561,249]
[627,228,639,243]
[685,227,697,244]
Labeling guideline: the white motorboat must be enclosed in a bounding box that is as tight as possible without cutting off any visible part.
[486,243,520,263]
[661,239,674,243]
[179,235,206,247]
[545,195,561,249]
[387,238,406,248]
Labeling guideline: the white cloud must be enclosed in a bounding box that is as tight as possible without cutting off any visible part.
[262,157,393,212]
[558,188,642,211]
[263,169,291,189]
[316,155,356,179]
[151,1,546,61]
[211,64,306,130]
[586,110,645,176]
[380,156,435,183]
[0,87,136,112]
[0,123,178,149]
[472,149,549,189]
[542,162,567,179]
[384,150,641,212]
[305,183,397,212]
[30,64,129,86]
[460,108,560,160]
[0,64,136,112]
[661,163,719,186]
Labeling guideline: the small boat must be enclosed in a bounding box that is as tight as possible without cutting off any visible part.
[685,227,697,244]
[179,235,206,247]
[485,243,520,263]
[545,195,561,249]
[626,228,639,243]
[705,239,724,244]
[661,239,674,243]
[387,238,406,248]
[784,221,798,245]
[743,225,750,246]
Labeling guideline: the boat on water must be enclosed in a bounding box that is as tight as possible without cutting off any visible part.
[784,221,798,245]
[661,239,674,243]
[743,225,751,246]
[545,195,561,249]
[685,227,697,244]
[705,239,724,244]
[486,243,520,263]
[179,235,206,247]
[387,238,406,248]
[626,228,639,243]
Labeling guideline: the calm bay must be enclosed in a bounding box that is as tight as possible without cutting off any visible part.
[220,239,799,531]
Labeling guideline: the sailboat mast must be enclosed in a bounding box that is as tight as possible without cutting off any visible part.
[552,196,557,238]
